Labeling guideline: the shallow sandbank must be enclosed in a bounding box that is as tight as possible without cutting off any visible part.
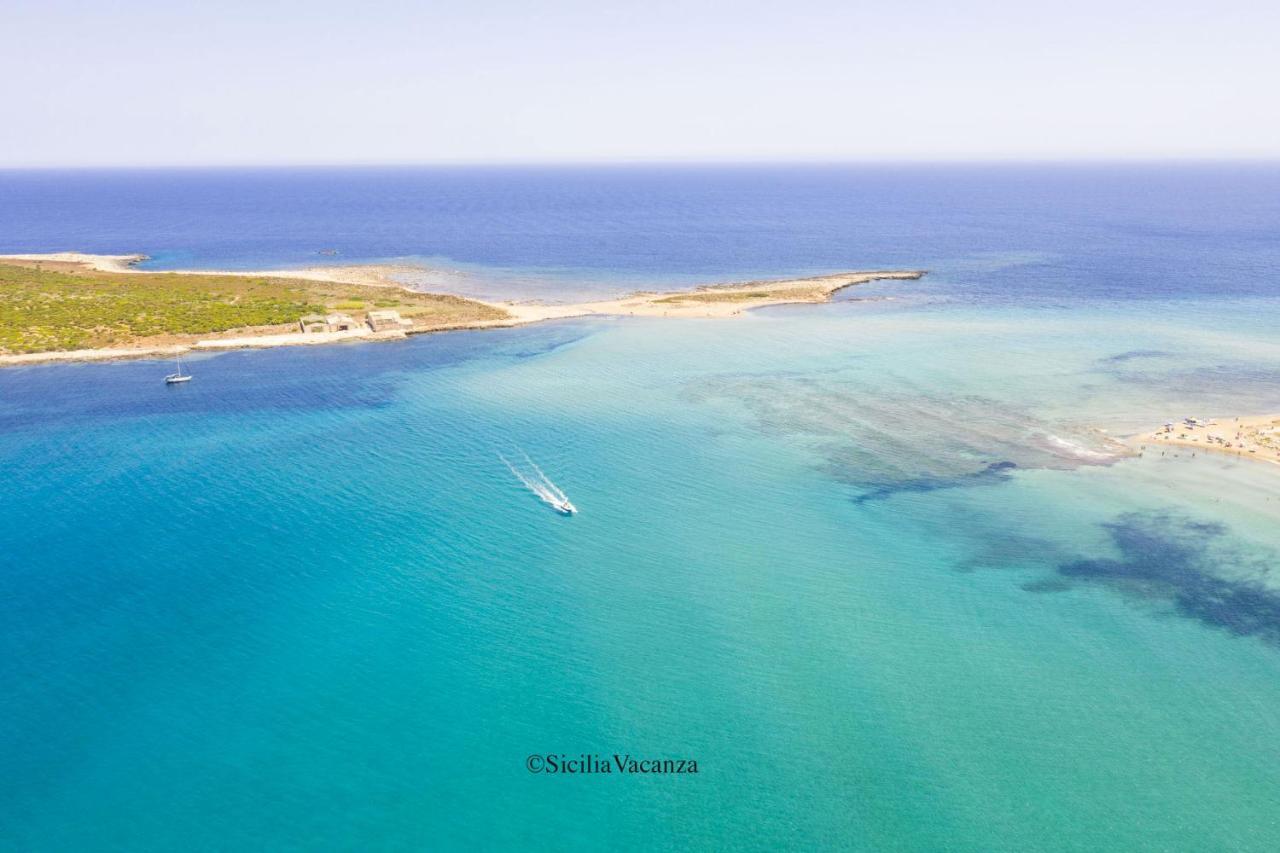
[1130,415,1280,467]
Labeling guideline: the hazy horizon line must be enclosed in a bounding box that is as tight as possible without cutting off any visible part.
[4,156,1280,172]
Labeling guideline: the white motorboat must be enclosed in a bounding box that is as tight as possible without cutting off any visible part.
[500,452,578,515]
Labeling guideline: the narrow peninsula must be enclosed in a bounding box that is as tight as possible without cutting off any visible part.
[0,253,924,364]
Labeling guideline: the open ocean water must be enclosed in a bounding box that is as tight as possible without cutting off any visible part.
[2,165,1279,850]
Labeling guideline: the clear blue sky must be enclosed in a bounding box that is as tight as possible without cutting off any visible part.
[2,0,1277,166]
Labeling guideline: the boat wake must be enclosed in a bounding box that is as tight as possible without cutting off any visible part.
[500,452,577,515]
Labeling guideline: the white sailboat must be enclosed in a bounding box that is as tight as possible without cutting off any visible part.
[164,353,192,385]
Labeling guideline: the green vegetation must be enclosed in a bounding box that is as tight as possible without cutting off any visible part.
[0,262,508,354]
[653,288,809,304]
[0,264,324,353]
[390,293,508,326]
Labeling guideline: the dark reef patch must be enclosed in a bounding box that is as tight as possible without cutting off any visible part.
[494,322,595,360]
[1099,349,1171,364]
[1103,361,1280,408]
[1021,577,1074,593]
[1048,512,1280,645]
[957,530,1068,574]
[852,461,1018,505]
[685,375,1126,505]
[0,322,595,433]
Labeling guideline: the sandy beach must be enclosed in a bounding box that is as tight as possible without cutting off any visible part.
[496,270,924,322]
[1131,414,1280,467]
[0,252,434,289]
[0,253,924,365]
[0,252,152,273]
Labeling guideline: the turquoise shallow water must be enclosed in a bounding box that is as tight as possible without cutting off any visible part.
[2,166,1280,850]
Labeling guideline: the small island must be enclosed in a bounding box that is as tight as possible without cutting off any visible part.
[0,253,925,364]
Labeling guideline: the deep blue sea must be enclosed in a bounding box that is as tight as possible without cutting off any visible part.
[2,165,1280,850]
